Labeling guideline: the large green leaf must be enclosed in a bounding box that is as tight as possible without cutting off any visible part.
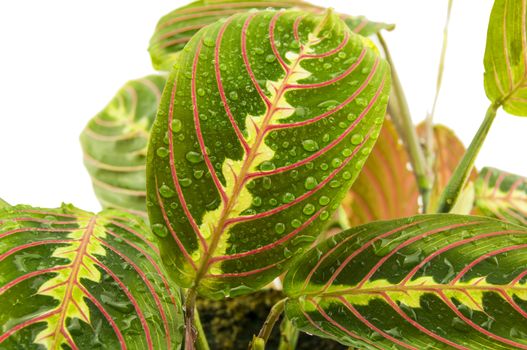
[343,117,419,226]
[80,75,166,219]
[475,167,527,226]
[148,0,394,71]
[484,0,527,115]
[283,214,527,349]
[146,9,391,299]
[0,204,182,349]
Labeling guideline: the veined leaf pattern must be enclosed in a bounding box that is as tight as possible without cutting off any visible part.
[343,117,418,226]
[475,167,527,226]
[148,0,394,71]
[147,9,390,298]
[0,205,182,349]
[484,0,527,115]
[80,75,166,218]
[284,215,527,349]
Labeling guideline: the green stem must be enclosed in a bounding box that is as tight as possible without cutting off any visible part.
[251,298,287,349]
[184,289,198,350]
[436,103,499,213]
[278,318,299,350]
[194,308,210,350]
[377,33,433,211]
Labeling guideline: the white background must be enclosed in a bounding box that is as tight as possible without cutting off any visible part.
[0,0,525,212]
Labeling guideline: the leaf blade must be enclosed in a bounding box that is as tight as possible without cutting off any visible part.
[284,214,527,349]
[0,205,182,349]
[147,9,391,298]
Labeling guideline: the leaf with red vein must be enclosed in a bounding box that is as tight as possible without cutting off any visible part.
[475,167,527,226]
[0,204,182,349]
[484,0,527,116]
[80,75,166,219]
[147,9,390,299]
[343,117,419,226]
[148,0,394,71]
[283,214,527,349]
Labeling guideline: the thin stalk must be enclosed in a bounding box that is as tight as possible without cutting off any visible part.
[184,289,198,350]
[377,33,433,211]
[425,0,454,168]
[436,103,499,213]
[251,298,287,349]
[278,318,299,350]
[194,308,210,350]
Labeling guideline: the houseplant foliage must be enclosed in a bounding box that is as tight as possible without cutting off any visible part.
[1,0,527,349]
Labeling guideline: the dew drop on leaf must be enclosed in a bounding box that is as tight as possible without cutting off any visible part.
[186,151,203,164]
[302,140,319,152]
[171,119,182,132]
[275,222,285,234]
[304,176,318,190]
[351,134,364,145]
[159,184,175,198]
[152,223,168,238]
[157,147,169,158]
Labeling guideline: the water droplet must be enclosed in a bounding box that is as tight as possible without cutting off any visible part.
[157,147,169,158]
[152,223,168,238]
[197,88,206,97]
[331,158,342,168]
[329,180,341,188]
[351,134,364,145]
[318,196,330,206]
[320,210,330,221]
[275,222,286,234]
[186,151,203,164]
[263,177,272,189]
[303,204,316,215]
[171,119,182,132]
[291,219,302,228]
[203,37,215,47]
[282,192,295,203]
[159,185,175,198]
[266,54,276,63]
[180,178,192,187]
[260,161,276,171]
[302,140,319,152]
[304,177,318,190]
[229,91,239,100]
[342,171,352,180]
[193,169,204,179]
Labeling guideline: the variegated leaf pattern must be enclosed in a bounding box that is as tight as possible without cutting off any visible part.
[484,0,527,116]
[0,205,182,349]
[146,10,391,299]
[475,167,527,226]
[283,214,527,349]
[343,117,419,226]
[80,75,166,219]
[148,0,394,71]
[416,124,477,213]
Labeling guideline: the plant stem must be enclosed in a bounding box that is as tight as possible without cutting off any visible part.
[184,289,198,350]
[436,103,499,213]
[377,33,433,211]
[194,308,210,350]
[279,318,299,350]
[251,298,287,349]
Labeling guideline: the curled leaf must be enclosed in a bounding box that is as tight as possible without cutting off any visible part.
[284,214,527,349]
[80,75,166,219]
[0,204,182,349]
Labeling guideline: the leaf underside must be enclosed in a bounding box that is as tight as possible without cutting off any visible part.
[475,167,527,226]
[80,75,166,219]
[146,9,390,299]
[343,117,419,226]
[0,205,182,349]
[148,0,394,71]
[284,214,527,349]
[484,0,527,115]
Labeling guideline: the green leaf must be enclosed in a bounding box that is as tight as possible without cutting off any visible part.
[0,204,182,349]
[283,214,527,349]
[147,9,391,299]
[0,198,10,209]
[475,167,527,226]
[484,0,527,115]
[343,117,419,226]
[80,75,166,219]
[148,0,394,71]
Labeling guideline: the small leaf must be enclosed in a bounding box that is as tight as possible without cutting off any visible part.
[0,198,9,209]
[484,0,527,115]
[0,204,183,349]
[80,75,166,219]
[147,10,391,298]
[284,214,527,349]
[475,167,527,226]
[148,0,394,71]
[343,117,419,226]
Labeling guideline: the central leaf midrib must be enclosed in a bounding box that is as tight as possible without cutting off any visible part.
[192,18,329,287]
[48,216,96,346]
